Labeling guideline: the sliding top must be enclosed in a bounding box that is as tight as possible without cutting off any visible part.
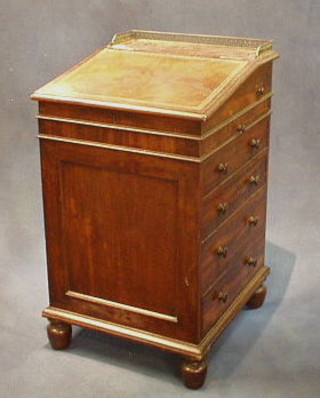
[31,30,278,120]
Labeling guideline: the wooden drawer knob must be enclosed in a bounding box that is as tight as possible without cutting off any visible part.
[218,292,228,303]
[237,124,246,134]
[248,215,259,226]
[246,257,258,267]
[217,202,228,214]
[249,138,261,149]
[249,175,260,185]
[256,86,265,98]
[217,162,228,173]
[216,246,228,258]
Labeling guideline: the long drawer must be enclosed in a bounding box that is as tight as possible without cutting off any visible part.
[200,186,267,294]
[200,115,270,195]
[201,150,268,238]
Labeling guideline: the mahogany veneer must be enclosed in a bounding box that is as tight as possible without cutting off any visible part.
[31,30,278,389]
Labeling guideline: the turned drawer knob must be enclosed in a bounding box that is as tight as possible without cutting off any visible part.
[250,138,261,149]
[249,175,260,185]
[217,162,228,173]
[248,215,259,226]
[218,292,228,303]
[246,257,258,267]
[216,246,228,258]
[237,124,246,134]
[217,202,228,214]
[256,86,265,98]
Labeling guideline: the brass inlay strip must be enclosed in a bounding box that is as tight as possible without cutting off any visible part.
[42,266,269,360]
[37,92,272,142]
[66,290,178,323]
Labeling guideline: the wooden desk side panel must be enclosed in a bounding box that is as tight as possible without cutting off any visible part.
[40,139,202,343]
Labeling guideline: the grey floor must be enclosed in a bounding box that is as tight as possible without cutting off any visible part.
[1,1,319,397]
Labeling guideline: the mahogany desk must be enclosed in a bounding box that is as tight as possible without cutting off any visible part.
[31,30,278,388]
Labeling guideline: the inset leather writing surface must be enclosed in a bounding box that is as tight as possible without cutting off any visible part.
[34,48,246,114]
[61,161,178,317]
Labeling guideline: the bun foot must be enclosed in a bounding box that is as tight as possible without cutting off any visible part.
[246,284,267,309]
[181,358,208,389]
[47,320,72,349]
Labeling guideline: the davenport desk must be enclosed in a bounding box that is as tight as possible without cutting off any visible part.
[31,30,278,389]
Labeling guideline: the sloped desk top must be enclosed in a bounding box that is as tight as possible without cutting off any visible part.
[31,30,278,120]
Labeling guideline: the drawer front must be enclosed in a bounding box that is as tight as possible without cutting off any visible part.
[200,98,271,157]
[201,115,270,195]
[201,237,265,335]
[200,186,267,294]
[203,62,272,132]
[201,150,268,238]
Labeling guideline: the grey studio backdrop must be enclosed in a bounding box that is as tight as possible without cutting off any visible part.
[1,1,319,397]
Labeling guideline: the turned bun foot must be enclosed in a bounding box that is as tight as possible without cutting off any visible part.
[47,320,72,349]
[181,358,208,389]
[246,284,267,309]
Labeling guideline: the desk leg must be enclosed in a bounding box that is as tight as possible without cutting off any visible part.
[246,284,267,309]
[181,357,208,389]
[47,320,72,349]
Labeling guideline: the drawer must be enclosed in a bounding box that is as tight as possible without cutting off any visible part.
[202,62,272,133]
[200,98,271,157]
[201,114,270,195]
[201,150,268,238]
[201,239,265,335]
[200,186,267,294]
